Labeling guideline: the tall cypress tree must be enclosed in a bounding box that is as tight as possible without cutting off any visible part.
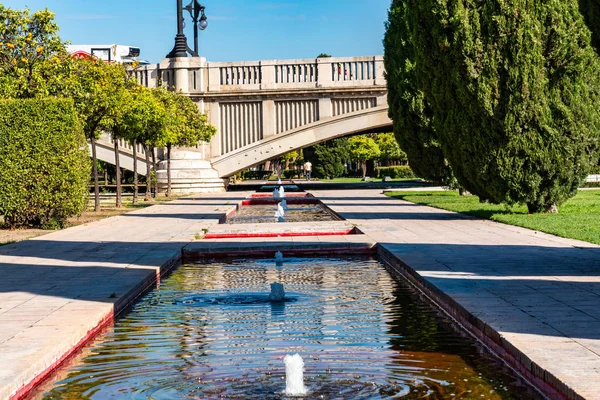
[408,0,600,212]
[383,0,455,186]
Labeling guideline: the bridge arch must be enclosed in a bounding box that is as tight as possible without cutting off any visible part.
[210,105,391,177]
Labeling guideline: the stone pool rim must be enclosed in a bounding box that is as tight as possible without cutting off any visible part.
[15,242,556,400]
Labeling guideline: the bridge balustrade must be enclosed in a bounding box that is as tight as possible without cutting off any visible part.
[129,55,385,94]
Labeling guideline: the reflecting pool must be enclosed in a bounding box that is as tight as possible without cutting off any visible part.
[31,257,541,399]
[225,203,340,224]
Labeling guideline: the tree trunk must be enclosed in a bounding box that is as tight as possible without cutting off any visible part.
[362,161,367,178]
[526,202,558,214]
[166,144,172,197]
[132,139,138,205]
[113,136,122,208]
[152,147,158,197]
[144,144,152,202]
[545,202,558,214]
[91,137,101,212]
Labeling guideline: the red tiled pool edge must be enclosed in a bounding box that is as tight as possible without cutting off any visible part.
[204,228,359,239]
[377,245,571,400]
[183,246,376,261]
[10,253,182,400]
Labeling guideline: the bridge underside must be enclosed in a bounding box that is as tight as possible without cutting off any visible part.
[211,106,391,178]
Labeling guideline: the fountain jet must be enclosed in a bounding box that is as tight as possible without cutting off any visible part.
[284,353,307,395]
[275,251,284,264]
[279,186,286,198]
[274,203,285,222]
[268,282,285,301]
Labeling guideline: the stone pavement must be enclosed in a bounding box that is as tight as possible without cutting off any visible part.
[2,188,600,399]
[314,189,600,400]
[0,193,249,400]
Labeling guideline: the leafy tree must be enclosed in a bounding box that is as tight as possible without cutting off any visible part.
[317,53,331,58]
[103,83,136,208]
[383,0,455,186]
[348,135,380,178]
[280,151,298,169]
[123,86,168,202]
[375,133,407,165]
[406,0,600,212]
[71,58,130,211]
[0,6,66,98]
[305,138,349,179]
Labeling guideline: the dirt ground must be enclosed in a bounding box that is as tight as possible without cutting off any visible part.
[0,208,134,245]
[0,195,180,246]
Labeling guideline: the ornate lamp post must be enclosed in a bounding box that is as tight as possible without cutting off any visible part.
[167,0,208,58]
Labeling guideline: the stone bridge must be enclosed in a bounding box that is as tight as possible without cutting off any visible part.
[95,55,390,192]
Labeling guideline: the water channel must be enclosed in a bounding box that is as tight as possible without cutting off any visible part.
[30,257,541,399]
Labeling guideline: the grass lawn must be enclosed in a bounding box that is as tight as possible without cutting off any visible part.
[385,189,600,245]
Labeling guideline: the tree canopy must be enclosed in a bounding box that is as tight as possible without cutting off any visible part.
[386,0,600,212]
[383,0,455,186]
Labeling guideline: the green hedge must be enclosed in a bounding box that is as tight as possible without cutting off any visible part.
[283,169,302,179]
[0,98,90,228]
[376,166,416,179]
[241,170,272,180]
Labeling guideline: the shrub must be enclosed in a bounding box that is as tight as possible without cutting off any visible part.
[0,98,90,228]
[241,170,272,180]
[283,169,300,179]
[376,166,416,179]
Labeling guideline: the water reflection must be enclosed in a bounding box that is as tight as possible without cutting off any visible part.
[226,203,340,224]
[31,257,542,399]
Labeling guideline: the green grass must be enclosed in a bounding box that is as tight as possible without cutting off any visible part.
[385,189,600,245]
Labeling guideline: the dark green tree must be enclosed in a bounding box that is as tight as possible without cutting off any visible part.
[383,0,455,186]
[306,137,349,179]
[407,0,600,213]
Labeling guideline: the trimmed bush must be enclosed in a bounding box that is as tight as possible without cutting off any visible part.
[0,98,90,228]
[283,169,301,179]
[241,170,272,180]
[376,166,416,179]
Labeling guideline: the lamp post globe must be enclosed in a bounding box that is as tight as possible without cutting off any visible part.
[199,16,208,30]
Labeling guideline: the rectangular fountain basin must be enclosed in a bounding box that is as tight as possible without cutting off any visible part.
[28,256,543,400]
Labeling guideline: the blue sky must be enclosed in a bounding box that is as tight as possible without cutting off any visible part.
[6,0,391,63]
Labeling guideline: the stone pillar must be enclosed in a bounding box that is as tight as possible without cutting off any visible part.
[263,99,276,138]
[261,61,276,90]
[317,57,333,88]
[318,97,332,120]
[208,100,221,157]
[374,55,386,86]
[156,57,225,194]
[207,62,221,92]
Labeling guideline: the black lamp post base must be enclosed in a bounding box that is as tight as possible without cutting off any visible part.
[166,33,189,58]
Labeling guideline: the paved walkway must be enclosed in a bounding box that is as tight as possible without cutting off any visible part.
[314,189,600,400]
[0,193,248,400]
[2,189,600,399]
